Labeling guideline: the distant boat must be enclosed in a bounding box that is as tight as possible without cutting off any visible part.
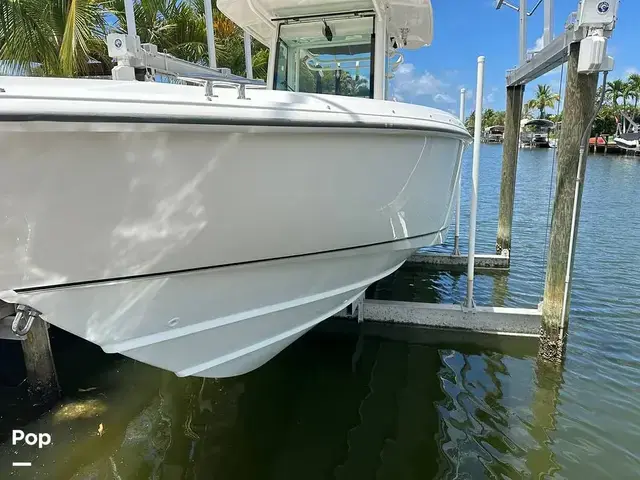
[520,119,554,148]
[482,125,504,143]
[613,112,640,153]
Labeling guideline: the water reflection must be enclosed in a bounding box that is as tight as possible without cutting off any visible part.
[0,326,565,480]
[525,358,564,478]
[1,146,638,478]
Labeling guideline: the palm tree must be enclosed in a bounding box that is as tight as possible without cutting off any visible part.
[110,0,268,78]
[605,79,626,108]
[627,73,640,112]
[526,84,560,119]
[0,0,268,79]
[0,0,112,76]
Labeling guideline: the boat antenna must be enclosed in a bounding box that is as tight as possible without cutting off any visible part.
[323,20,333,41]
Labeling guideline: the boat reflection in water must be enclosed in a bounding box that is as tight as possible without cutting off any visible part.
[0,310,563,479]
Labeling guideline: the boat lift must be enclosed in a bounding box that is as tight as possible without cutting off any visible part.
[336,56,542,337]
[338,0,620,346]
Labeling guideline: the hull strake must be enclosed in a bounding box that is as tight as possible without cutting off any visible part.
[7,233,441,378]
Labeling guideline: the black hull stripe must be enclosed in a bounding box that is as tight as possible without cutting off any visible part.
[14,229,444,293]
[0,113,471,138]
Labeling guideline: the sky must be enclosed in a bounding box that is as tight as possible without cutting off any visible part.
[388,0,639,116]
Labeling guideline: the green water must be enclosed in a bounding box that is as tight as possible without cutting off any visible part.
[1,145,639,479]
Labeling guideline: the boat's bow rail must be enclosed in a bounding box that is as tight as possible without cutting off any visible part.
[0,76,471,141]
[177,70,266,100]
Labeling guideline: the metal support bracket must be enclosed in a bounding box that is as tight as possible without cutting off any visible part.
[11,304,42,339]
[345,293,366,323]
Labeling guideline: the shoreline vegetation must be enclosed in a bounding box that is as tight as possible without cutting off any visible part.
[0,0,269,79]
[465,75,640,139]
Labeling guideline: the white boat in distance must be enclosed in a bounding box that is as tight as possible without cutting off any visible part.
[0,0,470,378]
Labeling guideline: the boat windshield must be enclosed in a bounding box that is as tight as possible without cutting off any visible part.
[273,15,374,99]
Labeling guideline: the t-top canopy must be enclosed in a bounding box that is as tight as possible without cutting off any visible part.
[217,0,434,49]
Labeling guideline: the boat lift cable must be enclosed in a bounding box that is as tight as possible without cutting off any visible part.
[540,62,565,296]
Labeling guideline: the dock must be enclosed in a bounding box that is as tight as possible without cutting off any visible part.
[406,251,510,270]
[336,0,618,363]
[335,300,540,336]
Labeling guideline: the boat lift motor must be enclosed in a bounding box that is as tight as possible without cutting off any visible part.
[575,0,618,73]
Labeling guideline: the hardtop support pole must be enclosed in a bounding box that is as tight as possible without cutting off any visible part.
[244,31,253,79]
[124,0,137,37]
[204,0,217,69]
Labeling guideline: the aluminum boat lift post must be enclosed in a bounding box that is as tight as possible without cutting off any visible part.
[407,87,510,270]
[337,56,542,338]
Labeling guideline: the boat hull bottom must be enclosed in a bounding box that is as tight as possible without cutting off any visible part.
[2,233,444,378]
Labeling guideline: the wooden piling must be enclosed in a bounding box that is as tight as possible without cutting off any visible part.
[540,43,599,361]
[21,316,60,404]
[496,84,525,255]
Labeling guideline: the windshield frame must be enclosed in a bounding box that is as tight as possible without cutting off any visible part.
[272,13,376,99]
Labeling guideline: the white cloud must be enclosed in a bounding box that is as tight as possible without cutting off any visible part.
[528,36,544,54]
[434,93,456,104]
[393,63,448,97]
[625,66,640,76]
[391,62,456,106]
[542,66,562,77]
[484,86,499,105]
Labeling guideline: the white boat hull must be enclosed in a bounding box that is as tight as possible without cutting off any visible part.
[5,239,433,378]
[0,77,469,377]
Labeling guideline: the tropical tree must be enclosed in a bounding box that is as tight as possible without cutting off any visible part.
[605,79,626,108]
[0,0,268,79]
[465,111,475,132]
[482,109,505,128]
[109,0,268,78]
[628,74,640,111]
[592,105,618,136]
[526,84,560,119]
[0,0,112,76]
[521,102,534,120]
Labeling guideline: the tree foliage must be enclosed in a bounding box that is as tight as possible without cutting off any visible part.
[525,84,560,120]
[0,0,268,78]
[464,73,640,137]
[592,73,640,136]
[465,108,506,132]
[0,0,111,76]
